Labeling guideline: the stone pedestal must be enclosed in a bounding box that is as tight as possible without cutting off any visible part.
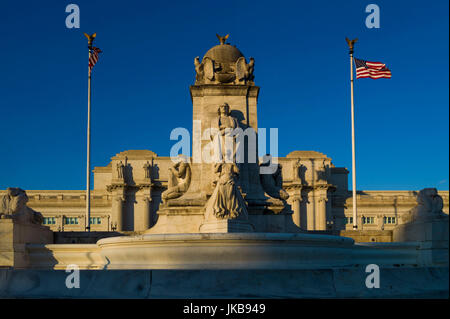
[199,219,254,233]
[0,219,53,268]
[393,216,449,266]
[190,84,265,203]
[145,199,206,234]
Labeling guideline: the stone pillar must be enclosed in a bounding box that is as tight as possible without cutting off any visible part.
[134,182,152,232]
[312,185,331,231]
[289,185,303,228]
[143,198,151,230]
[306,192,315,230]
[112,197,124,231]
[78,214,86,231]
[106,215,111,231]
[108,183,126,231]
[57,215,63,232]
[378,214,384,230]
[134,195,152,232]
[292,197,302,228]
[326,196,333,230]
[316,197,328,230]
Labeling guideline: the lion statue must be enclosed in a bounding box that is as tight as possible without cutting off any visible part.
[402,188,447,223]
[0,187,44,224]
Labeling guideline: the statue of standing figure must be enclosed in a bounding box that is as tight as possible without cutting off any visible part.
[205,162,248,220]
[316,159,329,182]
[116,161,125,179]
[143,161,152,179]
[162,156,192,202]
[210,103,241,163]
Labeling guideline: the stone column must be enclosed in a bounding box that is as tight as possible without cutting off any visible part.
[135,182,152,232]
[134,195,152,232]
[143,198,151,230]
[57,215,63,232]
[378,214,384,230]
[112,197,124,231]
[289,185,303,228]
[292,197,302,228]
[78,214,86,231]
[108,183,126,231]
[306,192,315,231]
[316,197,328,230]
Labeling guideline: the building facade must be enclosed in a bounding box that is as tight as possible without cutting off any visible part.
[3,149,447,235]
[2,36,448,238]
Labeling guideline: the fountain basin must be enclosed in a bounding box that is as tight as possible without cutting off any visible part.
[97,232,420,270]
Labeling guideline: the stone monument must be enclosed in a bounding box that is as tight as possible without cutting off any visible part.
[146,34,297,234]
[393,188,449,266]
[0,188,53,268]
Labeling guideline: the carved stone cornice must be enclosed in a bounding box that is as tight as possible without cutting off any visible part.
[106,183,127,193]
[284,182,303,191]
[190,85,259,98]
[314,184,336,192]
[136,182,153,191]
[150,181,166,191]
[284,183,336,192]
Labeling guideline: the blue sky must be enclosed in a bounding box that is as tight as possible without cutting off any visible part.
[0,0,448,191]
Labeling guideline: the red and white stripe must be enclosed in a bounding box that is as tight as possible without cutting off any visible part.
[356,68,392,79]
[354,58,392,79]
[89,47,101,74]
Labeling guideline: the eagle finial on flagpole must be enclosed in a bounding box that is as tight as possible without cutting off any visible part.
[84,32,96,48]
[345,37,358,54]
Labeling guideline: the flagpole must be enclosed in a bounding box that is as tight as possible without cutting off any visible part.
[84,33,96,232]
[346,37,358,230]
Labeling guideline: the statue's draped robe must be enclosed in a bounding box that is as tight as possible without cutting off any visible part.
[211,115,241,163]
[205,163,248,220]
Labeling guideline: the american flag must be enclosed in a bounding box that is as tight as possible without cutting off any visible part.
[354,58,391,79]
[89,47,102,74]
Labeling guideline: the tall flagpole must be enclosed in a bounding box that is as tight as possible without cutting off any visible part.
[346,37,358,230]
[84,33,96,232]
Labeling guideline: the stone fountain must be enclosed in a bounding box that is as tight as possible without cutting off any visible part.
[91,36,447,282]
[0,35,447,298]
